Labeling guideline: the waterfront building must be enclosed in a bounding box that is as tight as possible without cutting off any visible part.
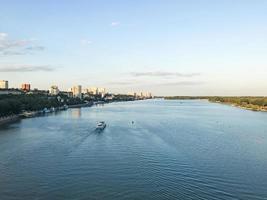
[105,94,114,100]
[21,83,31,92]
[50,85,60,95]
[72,85,82,98]
[0,80,8,89]
[60,91,73,98]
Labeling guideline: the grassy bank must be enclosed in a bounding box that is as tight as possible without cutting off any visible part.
[164,96,267,112]
[208,97,267,112]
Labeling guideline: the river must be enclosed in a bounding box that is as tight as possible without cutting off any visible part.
[0,100,267,200]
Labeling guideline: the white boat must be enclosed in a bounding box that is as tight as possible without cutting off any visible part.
[96,121,106,131]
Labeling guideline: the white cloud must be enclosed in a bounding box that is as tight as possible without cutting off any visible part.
[0,33,45,56]
[110,21,120,27]
[0,32,8,40]
[0,64,55,72]
[81,39,92,46]
[129,71,200,77]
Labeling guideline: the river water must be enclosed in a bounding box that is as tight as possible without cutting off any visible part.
[0,100,267,200]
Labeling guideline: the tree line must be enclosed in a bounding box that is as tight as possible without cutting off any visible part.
[208,97,267,107]
[0,94,83,117]
[164,96,267,107]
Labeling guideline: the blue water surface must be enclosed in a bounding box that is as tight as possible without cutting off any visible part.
[0,100,267,200]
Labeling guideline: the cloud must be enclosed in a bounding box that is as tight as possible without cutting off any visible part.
[108,80,204,87]
[0,64,55,72]
[81,39,92,46]
[0,33,44,56]
[157,81,204,86]
[1,51,26,56]
[0,32,8,40]
[110,21,120,27]
[129,71,200,77]
[108,80,136,85]
[25,46,45,51]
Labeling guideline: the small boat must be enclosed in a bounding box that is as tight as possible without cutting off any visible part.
[96,121,106,131]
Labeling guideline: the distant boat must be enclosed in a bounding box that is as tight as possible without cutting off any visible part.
[96,121,106,131]
[22,111,38,118]
[43,108,50,113]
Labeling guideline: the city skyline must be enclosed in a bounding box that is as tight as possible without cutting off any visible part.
[1,0,267,96]
[0,79,152,98]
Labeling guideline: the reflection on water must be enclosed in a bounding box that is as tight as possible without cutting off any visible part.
[0,100,267,200]
[71,108,82,118]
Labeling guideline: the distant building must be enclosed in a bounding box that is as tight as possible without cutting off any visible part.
[0,80,8,89]
[60,91,73,98]
[85,87,106,96]
[85,87,98,95]
[72,85,82,98]
[49,85,60,95]
[21,83,31,92]
[98,88,106,96]
[105,94,114,100]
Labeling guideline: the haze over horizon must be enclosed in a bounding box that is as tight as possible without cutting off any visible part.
[1,0,267,96]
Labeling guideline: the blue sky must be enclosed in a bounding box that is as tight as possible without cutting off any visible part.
[1,0,267,95]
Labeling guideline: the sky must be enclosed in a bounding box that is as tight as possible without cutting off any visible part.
[0,0,267,96]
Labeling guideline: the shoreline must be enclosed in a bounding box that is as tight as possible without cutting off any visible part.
[0,100,139,126]
[164,98,267,113]
[0,115,20,126]
[211,101,267,112]
[0,104,89,127]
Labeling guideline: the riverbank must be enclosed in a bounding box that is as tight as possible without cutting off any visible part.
[0,99,140,126]
[0,115,20,126]
[211,101,267,112]
[0,105,81,126]
[207,97,267,112]
[164,96,267,112]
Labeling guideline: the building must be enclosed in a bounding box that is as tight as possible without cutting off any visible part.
[85,87,106,96]
[60,91,73,98]
[49,85,60,95]
[21,83,31,92]
[72,85,82,98]
[0,80,8,89]
[85,87,98,95]
[98,88,106,95]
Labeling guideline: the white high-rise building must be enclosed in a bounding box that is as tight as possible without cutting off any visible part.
[85,87,107,95]
[98,87,106,95]
[0,80,8,89]
[87,87,98,95]
[49,85,60,95]
[72,85,82,98]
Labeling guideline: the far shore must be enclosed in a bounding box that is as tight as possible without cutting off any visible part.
[164,97,267,113]
[212,101,267,112]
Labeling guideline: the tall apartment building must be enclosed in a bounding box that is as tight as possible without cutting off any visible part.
[49,85,60,95]
[86,87,98,95]
[98,88,106,95]
[21,83,31,92]
[85,87,106,95]
[72,85,82,98]
[0,80,8,89]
